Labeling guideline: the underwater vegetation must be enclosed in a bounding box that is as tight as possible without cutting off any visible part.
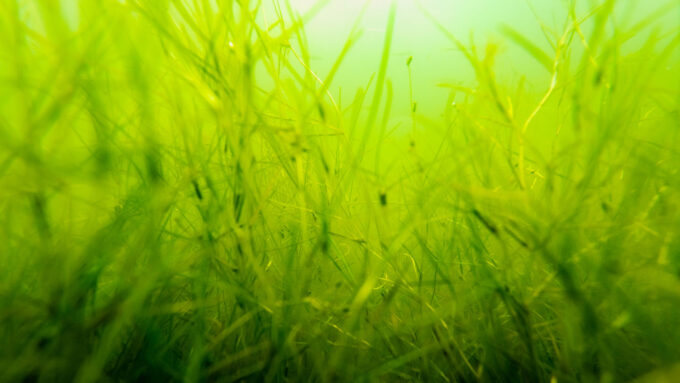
[0,0,679,381]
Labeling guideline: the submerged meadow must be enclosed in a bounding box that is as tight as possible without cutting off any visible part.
[0,0,679,382]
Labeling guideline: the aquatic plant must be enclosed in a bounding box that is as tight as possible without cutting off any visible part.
[0,0,678,381]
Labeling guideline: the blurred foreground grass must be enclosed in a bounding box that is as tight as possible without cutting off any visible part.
[0,0,679,382]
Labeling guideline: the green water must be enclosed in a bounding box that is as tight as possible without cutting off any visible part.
[284,0,678,120]
[0,0,679,382]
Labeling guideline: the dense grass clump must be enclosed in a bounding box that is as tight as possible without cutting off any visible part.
[1,0,679,382]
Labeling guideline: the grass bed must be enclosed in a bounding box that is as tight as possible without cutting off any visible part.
[0,0,679,382]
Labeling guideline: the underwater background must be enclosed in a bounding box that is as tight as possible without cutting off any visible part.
[0,0,679,382]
